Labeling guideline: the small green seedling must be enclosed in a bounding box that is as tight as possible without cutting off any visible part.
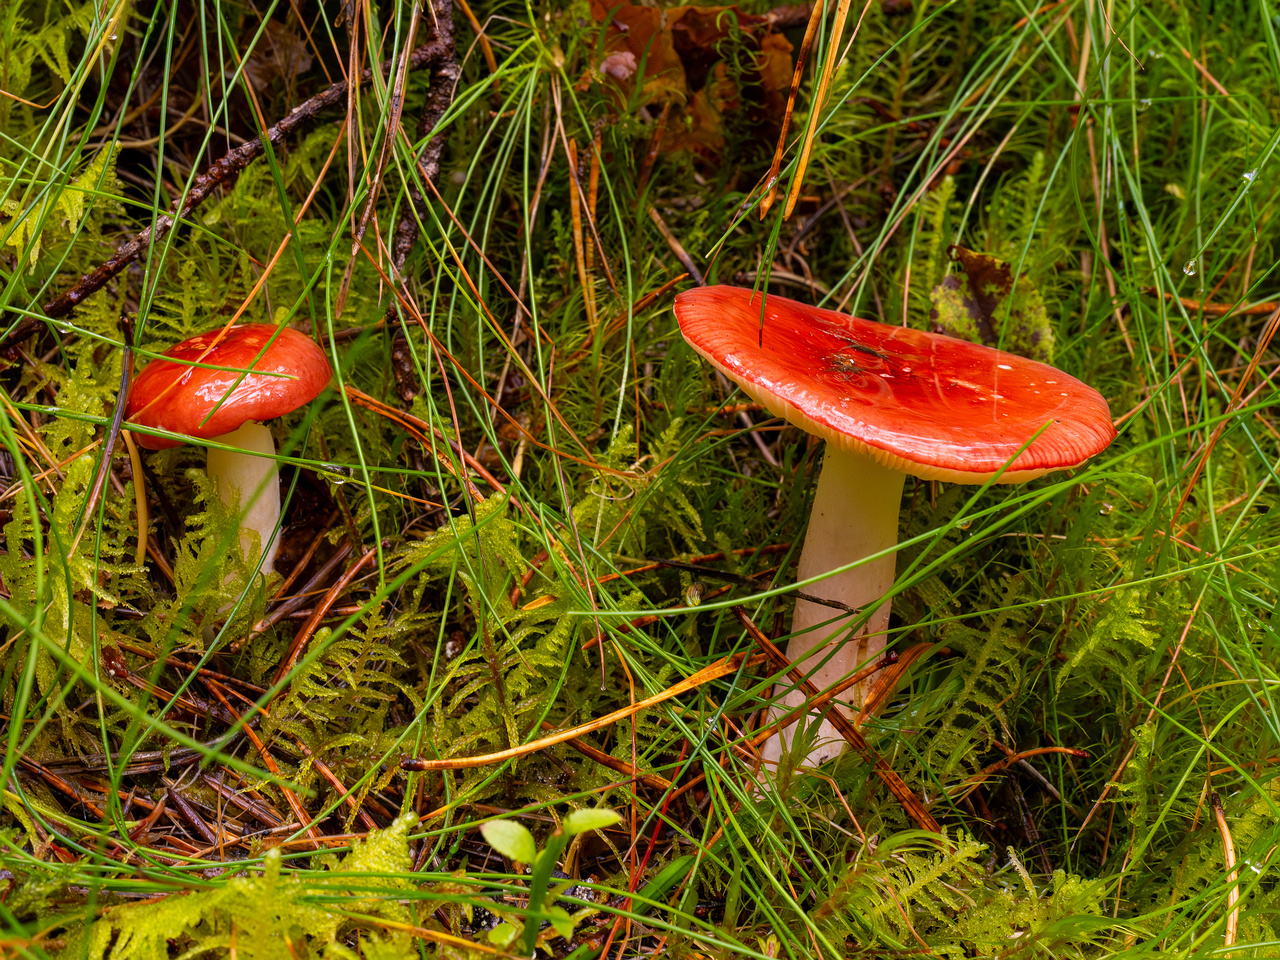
[480,808,621,956]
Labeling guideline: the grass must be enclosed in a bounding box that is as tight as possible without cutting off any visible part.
[1,0,1278,956]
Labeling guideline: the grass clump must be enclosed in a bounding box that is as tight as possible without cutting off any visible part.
[1,0,1279,957]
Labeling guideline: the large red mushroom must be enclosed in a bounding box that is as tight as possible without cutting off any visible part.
[675,286,1115,769]
[126,324,331,577]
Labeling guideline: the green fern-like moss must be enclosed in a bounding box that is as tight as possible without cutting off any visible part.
[67,815,421,960]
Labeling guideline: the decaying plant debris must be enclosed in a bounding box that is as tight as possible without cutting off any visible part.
[2,0,1279,957]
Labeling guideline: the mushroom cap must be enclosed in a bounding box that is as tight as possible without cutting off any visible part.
[126,325,331,450]
[675,285,1115,483]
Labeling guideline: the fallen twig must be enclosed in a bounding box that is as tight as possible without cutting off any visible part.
[389,0,460,275]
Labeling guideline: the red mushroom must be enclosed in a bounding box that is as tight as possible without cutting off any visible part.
[675,286,1115,769]
[126,324,331,576]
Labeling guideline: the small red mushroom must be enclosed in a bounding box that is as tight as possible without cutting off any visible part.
[126,324,331,576]
[675,286,1115,770]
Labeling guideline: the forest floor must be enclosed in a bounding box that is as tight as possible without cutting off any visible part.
[1,0,1279,957]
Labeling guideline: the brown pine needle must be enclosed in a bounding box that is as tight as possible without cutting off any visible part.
[760,0,824,220]
[1142,287,1278,317]
[732,607,941,834]
[649,207,704,286]
[539,721,673,790]
[204,681,321,842]
[121,430,148,569]
[567,139,598,335]
[781,0,875,221]
[946,746,1089,805]
[1174,306,1280,525]
[401,653,766,771]
[270,547,379,692]
[1212,792,1239,953]
[453,0,498,76]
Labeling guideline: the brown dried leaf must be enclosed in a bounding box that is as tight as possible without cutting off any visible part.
[242,20,313,90]
[587,1,794,162]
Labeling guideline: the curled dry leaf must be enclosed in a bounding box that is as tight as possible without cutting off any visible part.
[241,20,314,90]
[581,1,794,161]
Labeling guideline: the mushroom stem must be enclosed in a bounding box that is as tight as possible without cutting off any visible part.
[206,422,281,576]
[762,447,906,769]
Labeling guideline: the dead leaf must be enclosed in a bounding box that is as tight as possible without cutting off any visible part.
[930,244,1054,362]
[587,1,794,162]
[242,20,313,90]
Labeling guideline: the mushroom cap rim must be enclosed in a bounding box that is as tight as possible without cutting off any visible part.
[674,285,1116,484]
[125,324,332,450]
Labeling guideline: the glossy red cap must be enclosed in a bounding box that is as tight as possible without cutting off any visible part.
[126,325,331,450]
[675,286,1115,483]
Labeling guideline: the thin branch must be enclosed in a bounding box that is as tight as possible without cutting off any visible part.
[2,37,454,347]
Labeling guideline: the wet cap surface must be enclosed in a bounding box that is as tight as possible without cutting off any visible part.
[675,285,1115,483]
[126,325,332,450]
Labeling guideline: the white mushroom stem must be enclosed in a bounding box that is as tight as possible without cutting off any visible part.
[206,422,281,576]
[761,447,906,770]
